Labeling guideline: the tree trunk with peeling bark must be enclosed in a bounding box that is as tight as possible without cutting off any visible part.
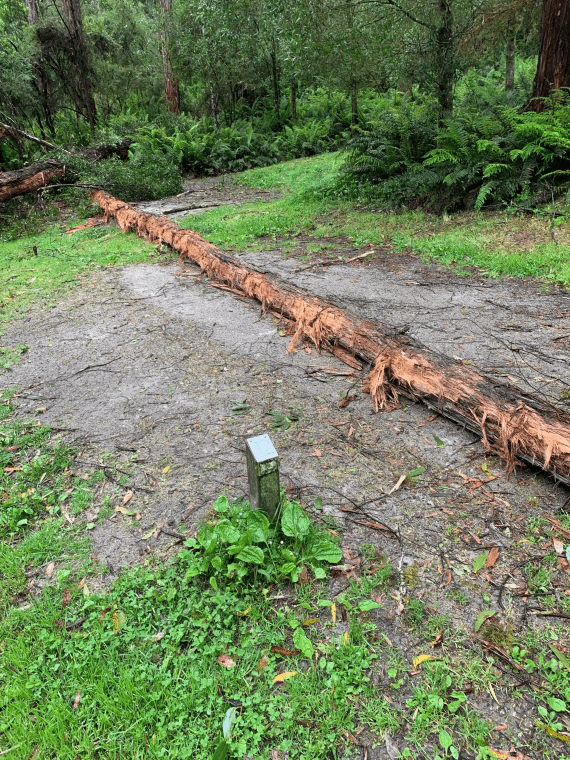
[158,0,181,114]
[60,0,97,131]
[0,161,65,202]
[436,0,454,125]
[531,0,570,112]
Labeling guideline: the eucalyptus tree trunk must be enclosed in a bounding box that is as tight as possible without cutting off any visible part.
[24,0,55,137]
[351,75,358,126]
[436,0,454,126]
[158,0,181,114]
[271,46,281,129]
[25,0,39,24]
[530,0,570,112]
[60,0,97,132]
[291,78,297,124]
[505,34,515,90]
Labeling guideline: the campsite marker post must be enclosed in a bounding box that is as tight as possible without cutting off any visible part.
[246,434,280,520]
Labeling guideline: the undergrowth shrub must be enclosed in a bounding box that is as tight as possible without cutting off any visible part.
[335,86,570,212]
[53,142,182,201]
[181,494,342,588]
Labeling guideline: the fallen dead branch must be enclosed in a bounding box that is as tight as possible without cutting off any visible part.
[0,160,66,202]
[0,138,131,202]
[294,250,373,272]
[94,189,570,487]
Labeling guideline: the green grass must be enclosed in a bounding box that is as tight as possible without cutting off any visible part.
[0,218,164,325]
[5,389,570,758]
[0,391,500,760]
[183,152,570,288]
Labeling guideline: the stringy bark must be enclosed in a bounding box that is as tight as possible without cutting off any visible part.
[94,190,570,486]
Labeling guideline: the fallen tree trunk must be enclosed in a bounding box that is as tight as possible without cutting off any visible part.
[0,160,65,202]
[94,189,570,487]
[0,138,131,202]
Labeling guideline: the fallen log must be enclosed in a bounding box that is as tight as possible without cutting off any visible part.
[94,189,570,487]
[0,160,65,202]
[0,138,131,202]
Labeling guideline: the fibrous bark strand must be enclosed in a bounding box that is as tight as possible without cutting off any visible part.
[94,190,570,487]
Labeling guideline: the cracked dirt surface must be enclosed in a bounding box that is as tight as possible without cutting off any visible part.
[2,192,570,757]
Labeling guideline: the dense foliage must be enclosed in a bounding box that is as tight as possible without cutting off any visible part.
[0,0,568,209]
[336,79,570,211]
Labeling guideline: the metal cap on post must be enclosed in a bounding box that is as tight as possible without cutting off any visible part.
[246,434,280,520]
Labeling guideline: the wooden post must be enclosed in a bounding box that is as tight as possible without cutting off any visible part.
[246,435,280,520]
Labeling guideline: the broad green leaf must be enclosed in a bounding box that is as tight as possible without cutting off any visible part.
[184,565,201,581]
[213,496,229,513]
[236,545,265,564]
[246,510,270,540]
[281,501,310,539]
[472,551,489,573]
[280,562,296,575]
[548,697,567,712]
[213,740,229,760]
[211,555,223,571]
[311,539,342,564]
[293,627,314,659]
[474,609,495,632]
[209,576,218,591]
[439,730,453,750]
[312,566,326,579]
[407,466,425,478]
[358,599,382,611]
[434,436,445,448]
[215,520,241,544]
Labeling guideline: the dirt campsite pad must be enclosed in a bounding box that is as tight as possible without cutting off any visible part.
[2,183,570,758]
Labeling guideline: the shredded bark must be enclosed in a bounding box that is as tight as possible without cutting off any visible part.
[93,189,570,486]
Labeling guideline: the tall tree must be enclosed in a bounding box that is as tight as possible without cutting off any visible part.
[530,0,570,112]
[158,0,180,114]
[24,0,56,136]
[60,0,97,130]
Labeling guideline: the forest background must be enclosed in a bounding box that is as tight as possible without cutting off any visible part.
[0,0,569,216]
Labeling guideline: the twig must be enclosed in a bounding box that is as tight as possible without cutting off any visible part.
[295,251,374,273]
[0,121,72,154]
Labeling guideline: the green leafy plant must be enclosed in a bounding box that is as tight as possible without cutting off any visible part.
[266,406,303,431]
[179,495,341,587]
[229,401,251,416]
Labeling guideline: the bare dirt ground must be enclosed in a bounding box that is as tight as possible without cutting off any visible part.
[3,178,570,758]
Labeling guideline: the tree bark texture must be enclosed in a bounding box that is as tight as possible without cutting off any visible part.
[351,76,358,126]
[25,0,56,137]
[94,189,570,488]
[25,0,38,25]
[60,0,97,130]
[531,0,570,112]
[291,79,297,125]
[0,161,65,202]
[436,0,454,125]
[505,36,515,90]
[0,139,131,202]
[158,0,181,114]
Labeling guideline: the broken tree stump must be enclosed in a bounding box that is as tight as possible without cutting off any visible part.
[93,189,570,487]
